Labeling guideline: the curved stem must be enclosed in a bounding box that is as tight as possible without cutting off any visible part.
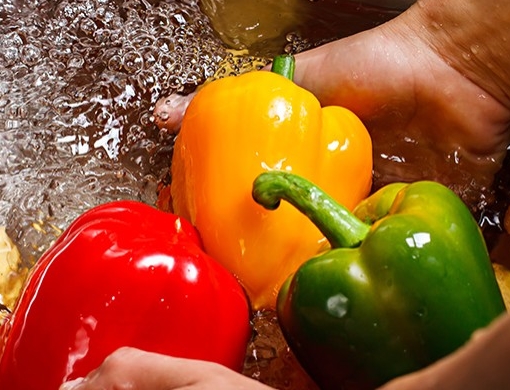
[271,55,295,81]
[252,171,370,249]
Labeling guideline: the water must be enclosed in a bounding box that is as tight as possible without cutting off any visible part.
[0,0,227,263]
[2,1,509,389]
[200,0,402,57]
[243,310,320,390]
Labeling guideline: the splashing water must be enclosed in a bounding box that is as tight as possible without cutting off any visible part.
[0,0,227,262]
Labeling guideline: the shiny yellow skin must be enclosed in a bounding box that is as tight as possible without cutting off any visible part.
[171,70,372,310]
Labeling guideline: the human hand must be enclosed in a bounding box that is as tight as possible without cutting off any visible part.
[292,0,510,194]
[378,312,510,390]
[59,313,510,390]
[155,0,510,200]
[58,347,273,390]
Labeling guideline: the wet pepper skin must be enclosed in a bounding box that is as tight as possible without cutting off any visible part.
[171,57,372,310]
[0,201,251,390]
[252,171,506,390]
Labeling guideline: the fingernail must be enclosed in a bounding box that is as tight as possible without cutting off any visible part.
[59,377,85,390]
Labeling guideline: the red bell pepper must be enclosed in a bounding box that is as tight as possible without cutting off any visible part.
[0,200,252,390]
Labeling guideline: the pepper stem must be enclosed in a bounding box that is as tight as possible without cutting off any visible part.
[271,55,295,81]
[252,171,370,249]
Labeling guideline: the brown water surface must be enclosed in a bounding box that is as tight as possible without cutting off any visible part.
[200,0,403,56]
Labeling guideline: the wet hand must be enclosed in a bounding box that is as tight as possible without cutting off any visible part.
[58,347,273,390]
[378,313,510,390]
[292,0,510,193]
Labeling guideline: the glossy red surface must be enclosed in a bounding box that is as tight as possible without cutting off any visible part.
[0,201,252,390]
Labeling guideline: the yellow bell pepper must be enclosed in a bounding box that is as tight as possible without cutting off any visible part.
[171,55,372,310]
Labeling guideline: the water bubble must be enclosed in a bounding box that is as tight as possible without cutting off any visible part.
[108,30,122,45]
[20,44,42,66]
[130,33,155,48]
[147,12,170,28]
[139,111,153,127]
[136,70,157,92]
[166,75,183,90]
[0,32,23,49]
[80,18,98,36]
[186,70,202,84]
[0,0,228,268]
[156,37,175,53]
[1,47,19,67]
[93,28,111,44]
[122,50,144,73]
[107,54,123,71]
[67,54,85,68]
[126,124,145,144]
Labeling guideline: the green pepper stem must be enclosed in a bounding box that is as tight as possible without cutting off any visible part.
[252,171,370,248]
[270,55,295,81]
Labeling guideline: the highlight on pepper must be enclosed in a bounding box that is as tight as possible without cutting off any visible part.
[252,170,506,390]
[170,54,373,310]
[0,201,251,390]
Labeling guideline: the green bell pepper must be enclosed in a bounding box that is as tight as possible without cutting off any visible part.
[252,171,506,390]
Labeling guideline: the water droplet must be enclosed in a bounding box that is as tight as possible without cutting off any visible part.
[430,21,442,30]
[326,293,349,318]
[415,306,428,318]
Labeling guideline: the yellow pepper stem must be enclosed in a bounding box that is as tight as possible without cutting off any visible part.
[271,54,295,81]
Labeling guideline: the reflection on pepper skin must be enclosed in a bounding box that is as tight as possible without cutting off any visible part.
[171,65,372,310]
[252,172,505,390]
[0,201,251,390]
